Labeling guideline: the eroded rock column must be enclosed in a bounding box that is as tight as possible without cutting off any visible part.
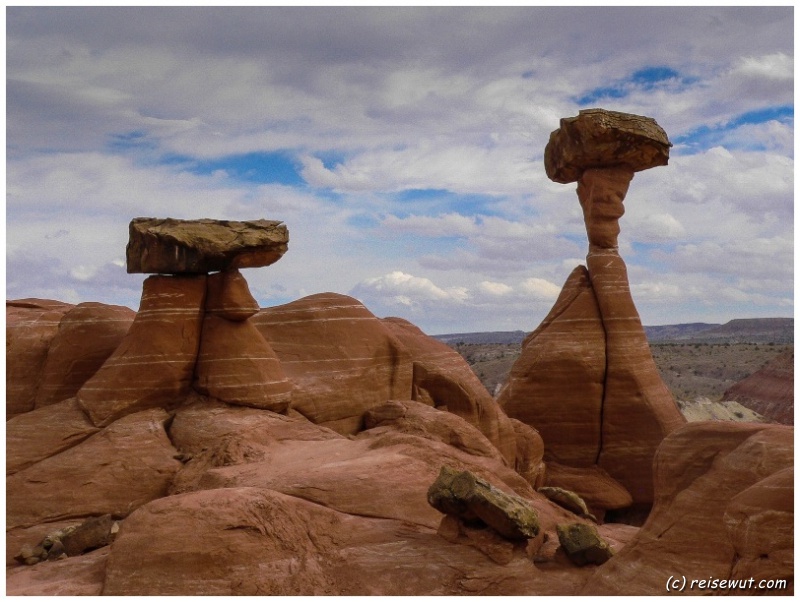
[500,109,686,508]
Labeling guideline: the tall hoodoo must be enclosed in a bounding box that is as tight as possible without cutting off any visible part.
[499,108,685,510]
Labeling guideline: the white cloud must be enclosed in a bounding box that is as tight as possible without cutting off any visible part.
[5,7,793,333]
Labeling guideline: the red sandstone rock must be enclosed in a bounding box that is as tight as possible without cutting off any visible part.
[7,408,181,529]
[498,266,606,466]
[722,350,794,425]
[34,302,134,409]
[509,418,546,489]
[6,397,99,475]
[77,275,206,427]
[6,548,108,595]
[126,217,289,274]
[582,422,793,595]
[363,400,505,462]
[6,299,74,418]
[586,250,686,503]
[205,268,260,321]
[724,466,793,588]
[382,316,518,467]
[251,293,414,434]
[102,486,589,596]
[193,314,292,412]
[544,462,632,518]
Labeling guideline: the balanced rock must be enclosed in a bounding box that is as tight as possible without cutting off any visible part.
[544,108,671,184]
[501,109,684,506]
[126,217,288,274]
[427,466,540,540]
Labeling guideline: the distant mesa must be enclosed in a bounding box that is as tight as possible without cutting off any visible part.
[126,217,288,274]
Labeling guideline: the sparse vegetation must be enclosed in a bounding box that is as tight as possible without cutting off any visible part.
[450,340,793,402]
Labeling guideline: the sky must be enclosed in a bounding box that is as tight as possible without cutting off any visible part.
[6,6,794,335]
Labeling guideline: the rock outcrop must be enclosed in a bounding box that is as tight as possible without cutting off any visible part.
[76,275,207,427]
[7,192,793,595]
[721,350,793,425]
[6,299,74,418]
[582,422,793,595]
[126,217,288,274]
[499,109,686,507]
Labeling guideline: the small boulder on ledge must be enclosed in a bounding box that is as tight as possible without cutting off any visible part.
[126,217,289,274]
[427,466,540,541]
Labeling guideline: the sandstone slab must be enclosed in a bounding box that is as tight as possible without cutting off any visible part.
[6,397,99,475]
[7,408,181,529]
[383,316,518,466]
[544,108,671,184]
[127,217,288,274]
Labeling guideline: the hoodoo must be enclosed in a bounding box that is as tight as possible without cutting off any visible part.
[499,109,686,510]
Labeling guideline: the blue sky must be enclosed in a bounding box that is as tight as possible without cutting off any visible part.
[6,6,794,334]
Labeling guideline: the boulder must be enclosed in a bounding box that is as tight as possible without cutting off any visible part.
[382,316,518,467]
[556,523,613,566]
[427,466,540,540]
[204,268,260,321]
[126,217,288,274]
[60,514,118,557]
[6,299,74,418]
[193,314,292,412]
[539,487,595,521]
[252,293,413,434]
[77,275,206,427]
[581,422,793,595]
[6,548,108,595]
[7,408,181,529]
[544,108,671,184]
[33,302,134,409]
